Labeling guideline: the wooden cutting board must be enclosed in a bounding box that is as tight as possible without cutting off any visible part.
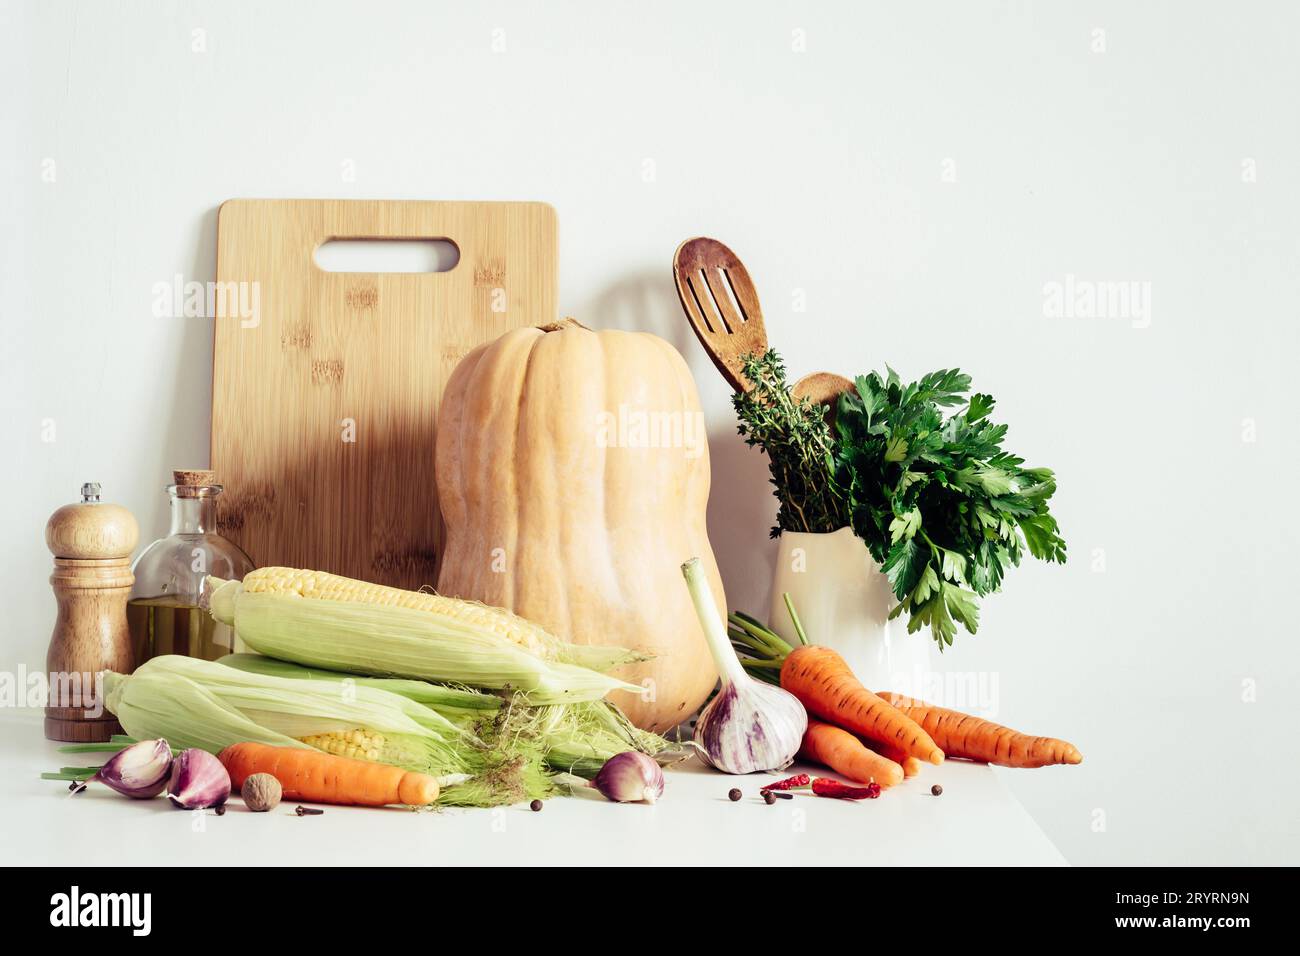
[211,199,557,590]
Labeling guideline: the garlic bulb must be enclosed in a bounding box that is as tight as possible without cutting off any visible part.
[681,558,807,774]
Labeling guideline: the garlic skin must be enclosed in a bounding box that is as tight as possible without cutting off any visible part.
[594,751,665,803]
[694,679,807,774]
[167,748,231,810]
[95,738,173,798]
[681,558,809,775]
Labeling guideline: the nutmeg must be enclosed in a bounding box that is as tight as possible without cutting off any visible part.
[240,773,282,812]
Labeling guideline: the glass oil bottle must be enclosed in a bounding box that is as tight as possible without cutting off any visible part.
[127,470,255,665]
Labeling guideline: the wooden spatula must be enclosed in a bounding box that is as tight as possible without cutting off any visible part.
[673,237,768,392]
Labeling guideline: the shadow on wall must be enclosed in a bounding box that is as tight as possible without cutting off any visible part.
[588,269,693,355]
[587,269,779,620]
[706,424,780,619]
[140,206,222,538]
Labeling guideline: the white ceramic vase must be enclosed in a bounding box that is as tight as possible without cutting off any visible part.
[769,527,931,693]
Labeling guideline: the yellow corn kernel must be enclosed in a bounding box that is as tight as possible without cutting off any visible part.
[299,729,387,762]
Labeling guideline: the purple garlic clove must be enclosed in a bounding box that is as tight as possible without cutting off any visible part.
[593,751,665,803]
[167,748,231,810]
[94,738,173,798]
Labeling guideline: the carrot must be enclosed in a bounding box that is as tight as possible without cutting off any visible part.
[866,738,924,778]
[876,692,1082,768]
[218,742,440,806]
[800,719,904,788]
[780,645,944,764]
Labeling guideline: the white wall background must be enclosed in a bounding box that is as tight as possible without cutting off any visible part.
[4,0,1298,865]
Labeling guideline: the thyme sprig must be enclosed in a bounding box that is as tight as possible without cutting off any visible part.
[733,351,848,536]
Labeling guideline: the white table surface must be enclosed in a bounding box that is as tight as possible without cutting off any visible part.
[0,714,1065,866]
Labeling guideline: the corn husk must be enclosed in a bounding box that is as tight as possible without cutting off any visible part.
[103,656,553,805]
[218,652,498,716]
[218,653,677,779]
[208,578,641,705]
[223,567,641,674]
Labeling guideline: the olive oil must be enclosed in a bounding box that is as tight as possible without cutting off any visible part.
[127,470,255,667]
[127,596,242,666]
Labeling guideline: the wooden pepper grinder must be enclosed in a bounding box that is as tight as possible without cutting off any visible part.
[44,482,139,742]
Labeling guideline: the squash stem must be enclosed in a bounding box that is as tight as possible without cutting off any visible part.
[681,558,747,688]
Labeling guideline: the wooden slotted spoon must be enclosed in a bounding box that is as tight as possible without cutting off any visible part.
[672,237,768,392]
[673,236,856,411]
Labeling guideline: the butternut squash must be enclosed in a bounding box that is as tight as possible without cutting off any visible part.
[435,319,726,731]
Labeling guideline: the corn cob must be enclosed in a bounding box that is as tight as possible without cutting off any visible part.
[237,567,551,656]
[206,569,643,704]
[299,729,386,762]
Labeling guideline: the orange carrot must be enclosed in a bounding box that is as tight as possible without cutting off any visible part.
[219,742,440,806]
[780,645,944,764]
[800,718,904,787]
[867,738,923,778]
[876,692,1082,768]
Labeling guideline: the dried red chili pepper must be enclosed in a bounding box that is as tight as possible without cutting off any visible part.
[811,777,881,800]
[761,773,811,792]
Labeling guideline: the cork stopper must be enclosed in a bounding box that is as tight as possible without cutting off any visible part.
[172,469,219,497]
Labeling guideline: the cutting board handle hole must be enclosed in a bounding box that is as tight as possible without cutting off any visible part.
[314,238,461,274]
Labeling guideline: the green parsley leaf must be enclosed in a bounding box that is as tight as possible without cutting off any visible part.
[882,538,928,600]
[966,392,995,423]
[889,507,922,543]
[943,581,980,634]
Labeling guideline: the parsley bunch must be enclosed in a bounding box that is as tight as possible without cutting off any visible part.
[734,351,1066,648]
